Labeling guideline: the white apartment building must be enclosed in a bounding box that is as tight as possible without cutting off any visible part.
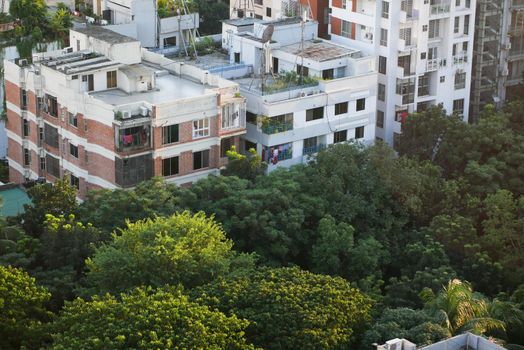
[92,0,199,49]
[223,18,376,171]
[328,0,475,145]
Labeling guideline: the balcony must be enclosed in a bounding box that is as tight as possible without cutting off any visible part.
[430,4,450,16]
[303,144,326,156]
[426,58,439,71]
[261,121,293,134]
[116,125,151,152]
[453,53,468,66]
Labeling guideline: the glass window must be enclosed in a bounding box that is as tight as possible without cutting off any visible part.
[70,174,80,190]
[355,126,365,139]
[335,102,348,115]
[162,124,179,144]
[193,149,210,170]
[381,1,389,18]
[334,130,347,143]
[376,110,384,128]
[69,113,78,127]
[342,20,352,38]
[306,107,324,121]
[378,83,386,101]
[193,118,210,139]
[380,28,388,46]
[70,143,79,158]
[356,98,366,111]
[162,156,179,176]
[379,56,387,74]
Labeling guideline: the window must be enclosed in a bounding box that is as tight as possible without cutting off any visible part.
[70,143,79,158]
[40,157,46,170]
[23,148,30,166]
[334,130,347,143]
[222,103,241,129]
[84,119,88,132]
[70,174,79,190]
[356,98,366,111]
[342,20,353,38]
[379,56,387,74]
[221,137,234,158]
[399,28,412,46]
[306,107,324,121]
[272,57,279,74]
[454,71,466,89]
[335,102,348,115]
[266,7,271,17]
[466,0,470,7]
[162,124,179,144]
[107,70,117,88]
[84,150,89,164]
[22,119,29,137]
[322,69,334,80]
[303,136,317,149]
[193,150,210,170]
[456,0,460,6]
[454,17,460,33]
[418,74,430,96]
[396,77,416,105]
[440,76,445,83]
[45,94,58,117]
[246,111,257,124]
[453,99,465,116]
[378,83,386,101]
[44,123,59,148]
[464,15,469,34]
[20,89,27,110]
[421,52,426,59]
[355,126,364,139]
[296,64,309,77]
[428,20,439,39]
[376,110,384,128]
[39,127,44,146]
[69,112,78,127]
[234,52,240,63]
[46,154,60,177]
[380,28,388,46]
[193,118,210,138]
[162,156,179,176]
[381,1,389,18]
[422,25,428,32]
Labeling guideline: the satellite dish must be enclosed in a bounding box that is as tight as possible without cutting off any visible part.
[261,24,274,43]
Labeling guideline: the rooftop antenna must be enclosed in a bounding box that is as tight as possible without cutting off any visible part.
[299,10,306,84]
[260,24,274,94]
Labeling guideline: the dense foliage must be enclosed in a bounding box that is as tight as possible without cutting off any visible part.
[194,267,373,350]
[1,102,523,348]
[51,287,256,349]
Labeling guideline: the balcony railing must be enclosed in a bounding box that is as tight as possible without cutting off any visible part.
[453,53,468,65]
[261,121,293,135]
[303,144,326,155]
[426,58,439,71]
[117,126,151,152]
[430,4,450,15]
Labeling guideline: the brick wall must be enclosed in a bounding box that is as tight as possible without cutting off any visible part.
[5,80,20,107]
[331,17,341,36]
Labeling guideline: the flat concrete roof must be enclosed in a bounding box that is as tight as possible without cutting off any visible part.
[223,18,261,27]
[42,50,121,75]
[90,70,207,106]
[73,26,138,44]
[278,40,362,62]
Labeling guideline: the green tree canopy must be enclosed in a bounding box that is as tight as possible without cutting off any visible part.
[0,265,51,349]
[193,267,373,350]
[360,308,450,349]
[50,287,256,349]
[85,211,254,295]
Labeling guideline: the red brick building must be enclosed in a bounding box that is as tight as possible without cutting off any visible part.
[4,26,246,198]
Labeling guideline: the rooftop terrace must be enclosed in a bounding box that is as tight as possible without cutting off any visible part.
[73,25,138,44]
[279,40,364,61]
[90,69,207,106]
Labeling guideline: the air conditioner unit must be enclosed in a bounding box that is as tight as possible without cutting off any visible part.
[139,106,149,116]
[122,111,131,119]
[365,32,373,40]
[62,47,73,54]
[39,149,46,157]
[18,59,28,67]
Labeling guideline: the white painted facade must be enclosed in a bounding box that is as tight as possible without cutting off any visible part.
[94,0,199,48]
[224,18,376,171]
[329,0,476,145]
